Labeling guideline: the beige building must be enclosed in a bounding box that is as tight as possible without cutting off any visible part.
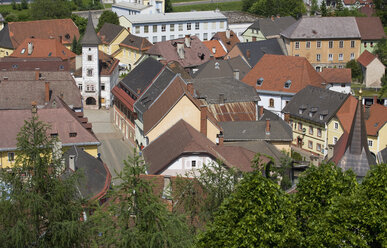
[357,50,386,88]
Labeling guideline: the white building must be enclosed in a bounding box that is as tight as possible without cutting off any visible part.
[112,2,161,16]
[117,11,228,43]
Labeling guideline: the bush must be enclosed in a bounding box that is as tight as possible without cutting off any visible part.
[5,13,18,22]
[346,59,362,82]
[21,0,28,9]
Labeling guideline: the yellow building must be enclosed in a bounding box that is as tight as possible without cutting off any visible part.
[365,103,387,156]
[0,106,100,168]
[281,17,361,71]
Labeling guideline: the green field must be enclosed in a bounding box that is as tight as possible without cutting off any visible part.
[173,1,242,12]
[171,0,206,3]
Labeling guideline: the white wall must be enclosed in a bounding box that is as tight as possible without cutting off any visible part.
[159,154,216,176]
[258,92,293,119]
[328,83,351,94]
[228,23,252,42]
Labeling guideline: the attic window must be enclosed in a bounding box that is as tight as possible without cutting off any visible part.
[62,50,66,55]
[299,105,306,114]
[65,34,70,39]
[48,52,52,57]
[21,48,26,54]
[50,133,58,137]
[69,132,77,137]
[319,115,324,120]
[256,77,264,86]
[309,107,318,117]
[284,80,291,88]
[215,62,220,69]
[12,64,18,69]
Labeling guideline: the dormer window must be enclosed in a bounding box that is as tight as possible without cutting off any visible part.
[299,109,303,114]
[299,105,306,114]
[284,80,291,88]
[69,132,77,137]
[319,115,324,120]
[21,48,26,54]
[309,107,317,117]
[256,77,264,86]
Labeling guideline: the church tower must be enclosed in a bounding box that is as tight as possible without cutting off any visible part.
[80,12,101,109]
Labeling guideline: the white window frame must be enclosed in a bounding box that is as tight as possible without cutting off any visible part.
[328,54,333,61]
[334,122,339,129]
[368,140,373,147]
[317,41,321,48]
[316,54,321,61]
[338,54,343,61]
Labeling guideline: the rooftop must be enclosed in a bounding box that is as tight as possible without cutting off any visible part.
[365,103,387,136]
[355,17,386,40]
[319,68,352,84]
[212,30,240,52]
[194,56,250,79]
[113,2,151,11]
[246,16,297,38]
[98,23,126,45]
[357,50,378,67]
[125,11,227,24]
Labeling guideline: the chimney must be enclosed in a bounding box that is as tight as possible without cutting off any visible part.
[185,35,191,48]
[177,42,184,59]
[219,93,225,105]
[373,95,377,105]
[265,118,270,135]
[200,106,207,136]
[137,88,141,95]
[284,112,290,123]
[246,49,251,59]
[226,29,230,39]
[187,82,194,96]
[31,101,37,114]
[28,42,34,55]
[35,70,39,80]
[69,155,76,171]
[216,133,224,146]
[259,106,264,119]
[59,35,62,44]
[233,69,239,80]
[45,82,50,103]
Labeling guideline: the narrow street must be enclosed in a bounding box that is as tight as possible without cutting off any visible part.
[83,109,134,185]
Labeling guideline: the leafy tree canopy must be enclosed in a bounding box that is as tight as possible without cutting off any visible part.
[97,10,119,32]
[242,0,306,18]
[346,59,362,81]
[30,0,72,20]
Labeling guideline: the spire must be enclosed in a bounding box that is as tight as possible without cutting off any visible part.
[81,11,101,46]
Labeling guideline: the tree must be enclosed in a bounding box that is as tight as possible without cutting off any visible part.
[97,10,119,32]
[21,0,28,9]
[11,0,16,10]
[89,151,193,247]
[374,38,387,66]
[245,0,306,18]
[320,0,327,16]
[30,0,71,20]
[346,59,362,82]
[310,0,319,15]
[165,0,173,12]
[71,36,78,55]
[373,0,387,26]
[71,14,87,36]
[0,115,88,247]
[335,0,343,11]
[197,169,300,247]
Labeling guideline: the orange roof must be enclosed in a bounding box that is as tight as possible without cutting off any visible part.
[357,50,377,67]
[212,30,240,52]
[10,38,76,60]
[8,19,79,48]
[203,40,226,58]
[365,104,387,136]
[336,95,358,133]
[319,68,351,83]
[242,54,325,93]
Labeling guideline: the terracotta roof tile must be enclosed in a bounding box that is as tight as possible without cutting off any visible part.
[242,54,325,93]
[212,30,240,52]
[336,95,358,133]
[0,57,70,71]
[202,40,226,58]
[365,103,387,136]
[357,50,377,67]
[355,17,386,40]
[120,33,153,51]
[319,68,351,83]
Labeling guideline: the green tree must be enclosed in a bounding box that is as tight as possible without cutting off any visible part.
[335,0,343,11]
[71,36,78,55]
[245,0,306,18]
[374,38,387,66]
[373,0,387,26]
[71,14,87,36]
[0,115,88,247]
[320,0,327,16]
[11,0,17,10]
[21,0,28,9]
[165,0,173,12]
[310,0,319,15]
[97,10,119,32]
[197,169,300,247]
[90,151,193,247]
[346,59,362,82]
[30,0,71,20]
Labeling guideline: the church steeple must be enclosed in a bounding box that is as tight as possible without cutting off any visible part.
[81,11,101,46]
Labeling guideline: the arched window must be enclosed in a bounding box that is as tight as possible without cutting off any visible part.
[269,98,274,107]
[86,97,96,105]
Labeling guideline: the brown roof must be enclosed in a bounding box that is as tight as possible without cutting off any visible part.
[212,30,240,52]
[74,51,119,76]
[336,95,358,133]
[8,19,79,48]
[359,6,376,17]
[119,33,153,51]
[146,36,211,68]
[0,107,100,151]
[0,71,82,109]
[355,17,386,41]
[206,101,257,122]
[143,120,260,174]
[242,54,325,93]
[319,68,352,84]
[10,38,76,60]
[203,40,227,58]
[365,103,387,136]
[0,57,71,71]
[357,50,377,67]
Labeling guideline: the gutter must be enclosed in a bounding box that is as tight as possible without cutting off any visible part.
[0,142,101,152]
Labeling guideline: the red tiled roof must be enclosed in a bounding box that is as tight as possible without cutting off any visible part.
[357,50,376,67]
[365,104,387,136]
[355,17,386,40]
[212,30,240,52]
[10,38,76,60]
[336,95,358,133]
[242,54,325,93]
[359,6,376,17]
[319,68,351,84]
[111,86,135,111]
[203,40,226,58]
[8,19,79,48]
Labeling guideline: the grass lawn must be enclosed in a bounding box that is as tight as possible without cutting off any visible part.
[0,5,30,18]
[172,0,205,3]
[173,1,242,12]
[351,83,387,98]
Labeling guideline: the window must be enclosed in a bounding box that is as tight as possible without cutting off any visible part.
[87,55,92,61]
[59,65,64,70]
[21,48,26,54]
[338,54,343,61]
[368,140,373,147]
[317,128,322,137]
[320,114,324,120]
[370,42,374,47]
[309,126,313,135]
[351,40,355,48]
[328,54,333,61]
[333,137,338,144]
[161,24,166,32]
[187,23,191,30]
[317,41,321,48]
[170,35,175,40]
[306,41,311,48]
[316,54,321,61]
[153,25,157,32]
[192,160,196,168]
[334,122,339,129]
[212,22,216,28]
[295,41,299,49]
[203,33,208,41]
[135,26,140,34]
[364,42,367,48]
[78,84,82,91]
[220,21,224,29]
[298,122,303,131]
[153,36,157,43]
[87,69,93,77]
[101,83,105,91]
[329,41,333,48]
[170,24,174,32]
[317,143,322,152]
[284,80,291,88]
[8,152,15,162]
[295,54,299,57]
[256,77,263,86]
[178,24,183,31]
[338,65,343,69]
[269,98,274,107]
[308,141,313,149]
[69,132,77,137]
[350,53,355,60]
[316,66,321,72]
[161,35,166,41]
[339,40,344,48]
[144,25,149,33]
[195,22,200,30]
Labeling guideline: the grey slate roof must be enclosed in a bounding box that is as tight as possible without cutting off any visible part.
[81,12,101,46]
[125,11,227,24]
[281,17,361,40]
[64,146,110,200]
[220,11,257,24]
[98,23,125,44]
[0,24,14,49]
[235,38,286,67]
[282,86,349,125]
[134,67,177,115]
[193,56,251,79]
[220,118,292,142]
[246,16,297,38]
[120,57,164,97]
[193,76,260,104]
